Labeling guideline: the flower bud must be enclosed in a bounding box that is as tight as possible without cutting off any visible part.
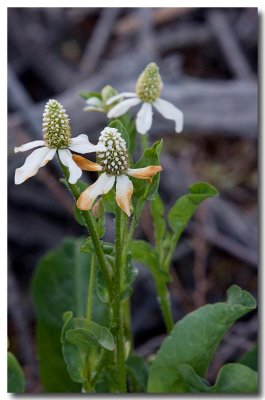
[42,99,71,149]
[97,127,130,175]
[135,62,162,103]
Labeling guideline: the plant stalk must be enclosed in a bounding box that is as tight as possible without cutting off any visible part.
[140,132,149,153]
[155,280,174,332]
[112,204,126,392]
[86,253,96,329]
[59,159,112,294]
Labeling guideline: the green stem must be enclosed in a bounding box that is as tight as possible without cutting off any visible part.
[59,159,112,294]
[163,232,181,272]
[140,132,149,153]
[120,213,133,351]
[86,253,96,329]
[112,204,126,392]
[155,280,174,332]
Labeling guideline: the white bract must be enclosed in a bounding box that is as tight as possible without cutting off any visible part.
[14,99,106,185]
[106,63,184,135]
[73,127,162,216]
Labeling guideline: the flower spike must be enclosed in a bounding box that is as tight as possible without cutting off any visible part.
[107,62,184,134]
[14,99,106,185]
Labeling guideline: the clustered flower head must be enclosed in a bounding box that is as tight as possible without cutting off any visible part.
[97,127,130,175]
[106,62,184,135]
[14,99,105,185]
[72,127,162,216]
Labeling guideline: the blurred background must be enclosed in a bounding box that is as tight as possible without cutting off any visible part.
[8,7,258,392]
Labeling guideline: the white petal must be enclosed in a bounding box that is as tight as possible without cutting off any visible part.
[84,106,105,112]
[106,92,137,105]
[107,98,141,118]
[115,175,133,217]
[153,98,184,133]
[84,97,104,112]
[77,173,115,210]
[136,102,153,134]
[14,140,45,153]
[86,97,103,107]
[14,147,55,184]
[58,149,82,184]
[69,134,106,154]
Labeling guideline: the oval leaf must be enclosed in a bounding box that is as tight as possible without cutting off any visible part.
[168,181,218,238]
[147,285,256,393]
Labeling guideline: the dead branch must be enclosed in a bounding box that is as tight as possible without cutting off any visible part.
[207,10,254,80]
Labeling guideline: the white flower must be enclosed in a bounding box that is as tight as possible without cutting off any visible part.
[106,63,184,134]
[14,99,106,185]
[73,127,162,216]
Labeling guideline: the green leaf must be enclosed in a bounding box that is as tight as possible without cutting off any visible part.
[147,285,256,393]
[89,322,115,351]
[150,194,166,254]
[8,352,25,393]
[31,238,110,392]
[118,114,137,154]
[213,364,258,393]
[129,240,170,284]
[80,238,113,255]
[61,312,87,384]
[126,355,148,393]
[168,181,218,238]
[61,311,115,386]
[66,325,115,352]
[80,237,94,253]
[178,363,258,393]
[132,140,163,220]
[177,364,210,392]
[80,91,102,100]
[109,119,130,148]
[238,345,258,372]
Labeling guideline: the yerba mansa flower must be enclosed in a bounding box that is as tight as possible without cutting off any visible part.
[73,127,162,216]
[106,63,184,134]
[14,99,105,185]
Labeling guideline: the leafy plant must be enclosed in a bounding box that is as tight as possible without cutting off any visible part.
[11,62,257,394]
